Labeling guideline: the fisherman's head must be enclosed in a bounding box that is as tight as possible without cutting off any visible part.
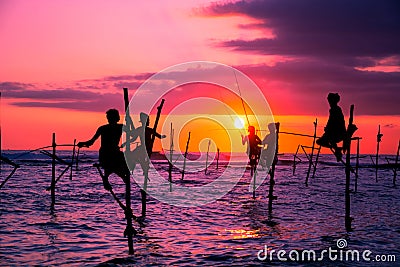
[106,109,120,124]
[327,93,340,107]
[140,112,149,126]
[267,123,276,132]
[248,125,255,135]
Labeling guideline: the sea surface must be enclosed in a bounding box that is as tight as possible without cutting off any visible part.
[1,150,399,266]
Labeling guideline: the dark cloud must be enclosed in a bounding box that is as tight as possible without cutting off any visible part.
[1,81,125,112]
[204,0,400,59]
[5,88,102,100]
[0,82,35,92]
[236,61,400,115]
[12,92,123,112]
[199,0,400,116]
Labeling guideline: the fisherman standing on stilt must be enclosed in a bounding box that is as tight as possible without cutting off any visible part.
[242,126,262,173]
[260,123,277,168]
[77,109,130,190]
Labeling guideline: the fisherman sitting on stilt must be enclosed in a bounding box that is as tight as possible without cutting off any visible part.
[316,93,347,162]
[242,126,262,172]
[78,109,130,190]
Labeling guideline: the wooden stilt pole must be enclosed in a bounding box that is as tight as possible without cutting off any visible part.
[293,144,300,175]
[305,119,317,186]
[394,140,399,186]
[355,138,360,192]
[70,139,76,180]
[375,125,382,182]
[75,148,80,171]
[268,123,279,213]
[143,98,165,218]
[216,148,220,170]
[252,165,257,199]
[123,88,134,255]
[345,105,355,231]
[168,123,173,192]
[51,133,56,208]
[205,139,211,175]
[181,132,191,180]
[311,146,321,179]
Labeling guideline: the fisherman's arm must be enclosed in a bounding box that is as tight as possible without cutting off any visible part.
[78,127,101,148]
[151,128,166,139]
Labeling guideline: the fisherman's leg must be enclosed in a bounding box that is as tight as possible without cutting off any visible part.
[316,134,330,148]
[328,141,343,162]
[102,170,112,191]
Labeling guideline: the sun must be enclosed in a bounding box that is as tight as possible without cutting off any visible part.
[234,117,245,129]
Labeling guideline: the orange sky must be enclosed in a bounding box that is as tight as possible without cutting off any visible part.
[1,0,399,154]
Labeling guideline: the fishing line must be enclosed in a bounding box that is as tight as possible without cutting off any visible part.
[217,83,245,136]
[233,70,250,127]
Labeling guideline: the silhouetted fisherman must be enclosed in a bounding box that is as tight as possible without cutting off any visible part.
[78,109,129,190]
[242,125,262,168]
[260,123,277,168]
[316,93,346,162]
[128,112,166,171]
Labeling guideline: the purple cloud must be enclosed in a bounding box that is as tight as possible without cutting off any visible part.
[204,0,400,59]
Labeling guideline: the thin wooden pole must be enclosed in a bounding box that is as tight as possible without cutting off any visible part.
[205,139,211,175]
[252,165,257,199]
[268,122,280,213]
[216,148,220,170]
[345,105,355,231]
[375,125,382,182]
[181,132,191,180]
[123,87,134,255]
[394,140,400,186]
[143,99,165,217]
[75,147,80,171]
[355,138,360,192]
[51,133,56,208]
[305,119,317,186]
[168,123,173,192]
[293,145,300,175]
[70,139,76,180]
[311,146,321,179]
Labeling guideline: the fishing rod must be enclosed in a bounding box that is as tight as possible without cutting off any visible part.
[217,81,245,136]
[233,70,250,127]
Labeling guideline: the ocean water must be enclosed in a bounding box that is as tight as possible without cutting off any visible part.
[1,151,399,266]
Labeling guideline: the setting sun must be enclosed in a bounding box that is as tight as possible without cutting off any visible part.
[234,117,245,129]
